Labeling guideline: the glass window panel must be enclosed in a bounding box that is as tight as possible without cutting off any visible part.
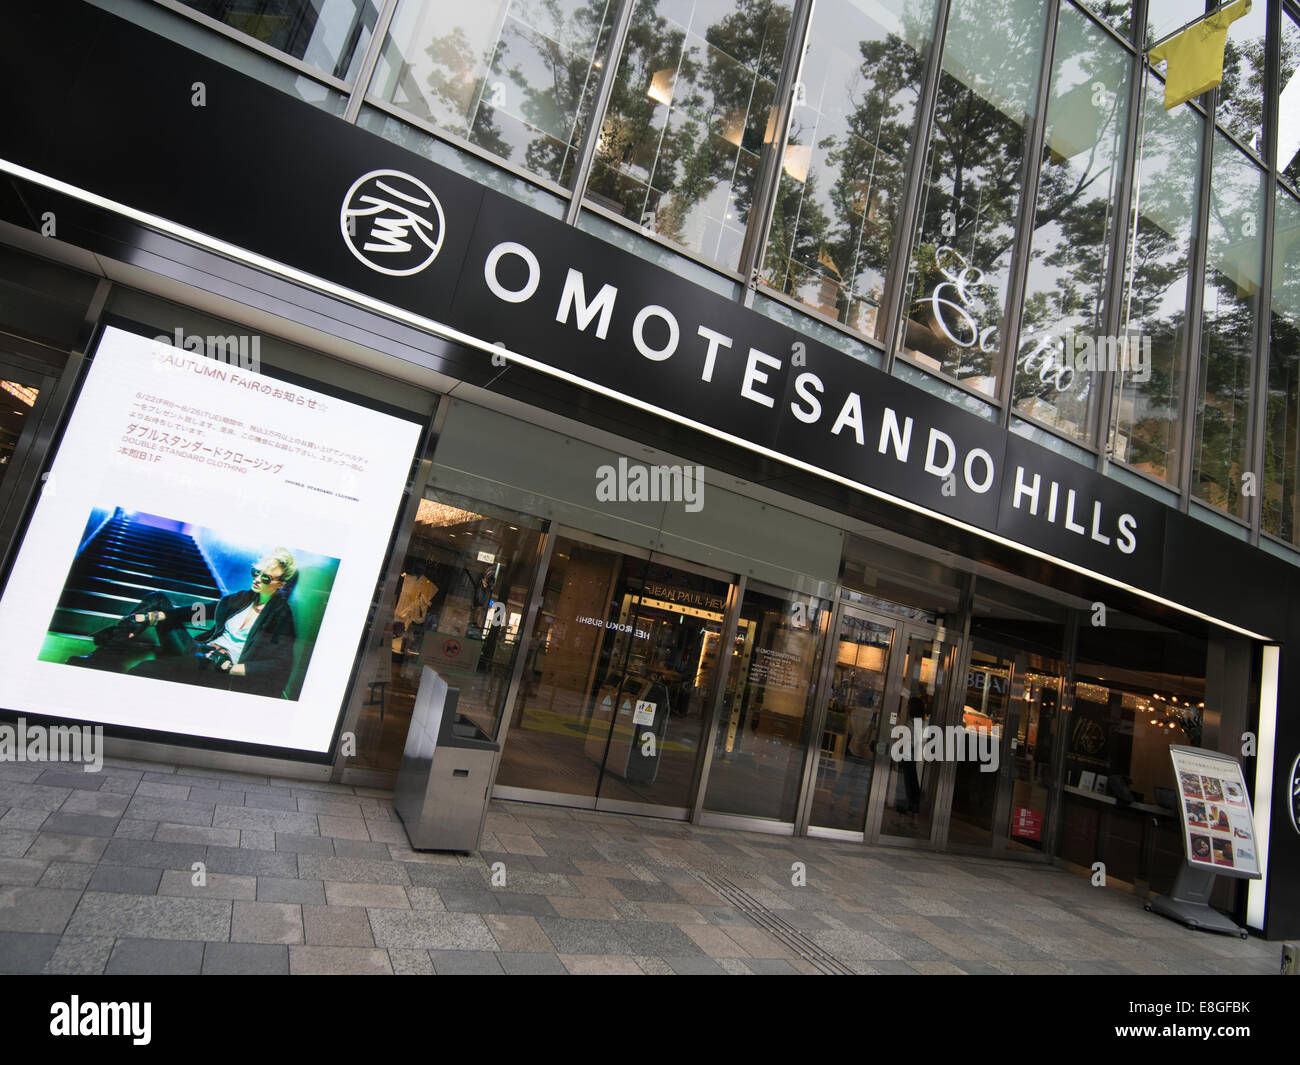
[176,0,380,81]
[759,0,940,341]
[897,0,1049,398]
[703,585,826,822]
[1280,12,1300,190]
[1216,0,1265,154]
[1263,189,1300,543]
[372,0,617,187]
[1075,0,1133,39]
[1144,0,1201,48]
[1191,134,1263,519]
[1014,5,1131,441]
[1109,74,1203,485]
[585,0,794,271]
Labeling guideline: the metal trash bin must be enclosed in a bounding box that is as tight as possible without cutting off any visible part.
[393,666,498,852]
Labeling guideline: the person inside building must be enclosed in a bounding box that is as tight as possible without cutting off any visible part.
[71,548,298,698]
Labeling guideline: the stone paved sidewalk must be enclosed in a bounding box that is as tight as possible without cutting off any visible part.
[0,756,1281,975]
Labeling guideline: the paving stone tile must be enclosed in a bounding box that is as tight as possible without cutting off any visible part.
[363,820,408,845]
[299,797,366,819]
[303,904,375,946]
[559,953,642,974]
[0,857,48,886]
[135,782,190,801]
[331,839,391,860]
[202,846,298,877]
[498,951,568,974]
[185,787,237,807]
[105,937,206,975]
[403,886,446,911]
[0,829,36,857]
[258,877,327,905]
[535,917,631,955]
[548,897,620,920]
[154,824,241,847]
[114,820,158,840]
[485,914,553,953]
[38,861,95,891]
[289,946,393,975]
[297,855,412,885]
[324,882,410,909]
[366,910,497,950]
[239,829,276,851]
[33,770,102,791]
[123,797,216,827]
[214,807,320,835]
[386,947,435,975]
[276,833,334,855]
[232,901,303,944]
[0,764,45,783]
[0,887,82,933]
[38,815,122,840]
[42,934,115,974]
[100,837,201,870]
[319,815,371,840]
[65,893,233,941]
[87,866,163,895]
[0,808,49,830]
[24,833,109,864]
[202,942,289,975]
[607,879,683,903]
[241,790,299,812]
[431,949,504,974]
[59,790,131,817]
[0,931,61,973]
[158,869,257,901]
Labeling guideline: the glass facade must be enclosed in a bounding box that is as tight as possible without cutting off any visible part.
[10,0,1297,895]
[898,0,1048,397]
[759,0,939,338]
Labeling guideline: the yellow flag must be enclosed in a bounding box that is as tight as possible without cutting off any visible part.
[1148,0,1250,110]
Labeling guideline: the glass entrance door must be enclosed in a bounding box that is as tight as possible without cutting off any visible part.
[807,609,896,835]
[494,532,732,816]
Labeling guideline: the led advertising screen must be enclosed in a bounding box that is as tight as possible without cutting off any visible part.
[1169,745,1261,879]
[0,325,422,755]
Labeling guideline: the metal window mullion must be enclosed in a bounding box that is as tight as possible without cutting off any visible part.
[1093,0,1150,467]
[1249,0,1282,545]
[995,0,1061,427]
[880,0,953,367]
[1177,93,1217,512]
[563,0,639,226]
[735,0,817,295]
[342,0,400,123]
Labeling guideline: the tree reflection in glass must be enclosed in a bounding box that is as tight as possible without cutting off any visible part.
[1013,4,1129,441]
[1192,134,1264,520]
[898,0,1048,398]
[373,0,617,185]
[1110,75,1201,486]
[585,0,793,271]
[760,0,939,341]
[1263,192,1300,543]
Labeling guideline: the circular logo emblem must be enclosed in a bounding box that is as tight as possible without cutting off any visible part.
[442,639,461,658]
[1290,752,1300,836]
[340,169,445,277]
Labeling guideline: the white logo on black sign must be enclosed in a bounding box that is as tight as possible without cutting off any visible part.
[341,169,444,276]
[1291,752,1300,836]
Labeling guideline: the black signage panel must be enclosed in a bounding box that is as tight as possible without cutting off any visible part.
[0,0,1192,595]
[772,338,1007,529]
[449,194,792,452]
[996,435,1169,588]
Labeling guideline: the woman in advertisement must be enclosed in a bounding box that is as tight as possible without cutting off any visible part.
[71,550,298,698]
